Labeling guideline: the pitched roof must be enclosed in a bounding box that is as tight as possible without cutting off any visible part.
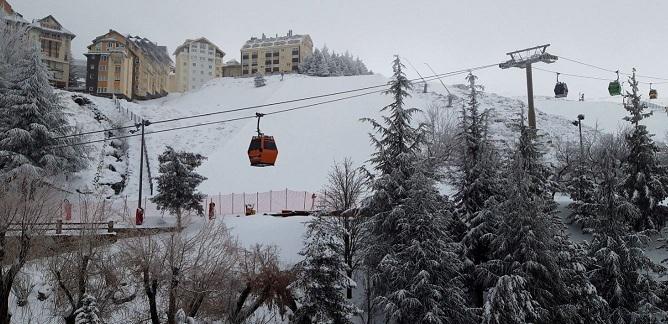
[173,37,225,56]
[0,0,28,24]
[30,15,75,38]
[128,35,173,65]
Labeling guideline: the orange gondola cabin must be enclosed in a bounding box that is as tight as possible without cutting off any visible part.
[248,113,278,167]
[248,135,278,167]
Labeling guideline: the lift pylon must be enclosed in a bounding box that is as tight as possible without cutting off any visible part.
[499,44,558,129]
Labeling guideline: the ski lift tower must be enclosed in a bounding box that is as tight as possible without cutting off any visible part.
[499,44,558,129]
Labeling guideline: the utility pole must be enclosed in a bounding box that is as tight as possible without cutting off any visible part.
[499,44,557,129]
[132,119,151,225]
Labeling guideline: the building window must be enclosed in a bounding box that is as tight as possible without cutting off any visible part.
[183,62,187,65]
[101,55,108,61]
[265,53,272,58]
[251,52,258,59]
[265,60,271,65]
[242,54,249,60]
[251,69,257,74]
[88,87,94,91]
[115,66,121,73]
[273,51,279,57]
[192,63,196,67]
[242,69,249,75]
[292,48,299,55]
[273,67,279,72]
[273,59,279,64]
[100,66,107,71]
[90,65,95,70]
[265,68,272,73]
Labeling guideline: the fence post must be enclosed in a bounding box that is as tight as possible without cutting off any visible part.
[108,221,114,233]
[243,192,246,210]
[270,190,272,211]
[56,219,63,234]
[218,192,222,216]
[256,192,259,212]
[304,191,307,210]
[231,193,234,214]
[285,188,288,210]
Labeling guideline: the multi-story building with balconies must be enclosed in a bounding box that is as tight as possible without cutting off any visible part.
[240,30,313,76]
[84,30,172,100]
[173,37,225,92]
[1,1,75,88]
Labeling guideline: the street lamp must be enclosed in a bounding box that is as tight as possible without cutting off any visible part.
[572,114,585,200]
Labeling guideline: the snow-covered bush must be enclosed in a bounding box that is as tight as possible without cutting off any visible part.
[74,294,101,324]
[254,73,266,87]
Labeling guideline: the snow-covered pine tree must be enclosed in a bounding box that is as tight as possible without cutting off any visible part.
[151,146,207,230]
[293,215,358,324]
[254,73,266,87]
[74,294,101,324]
[481,117,607,323]
[448,73,503,307]
[328,52,342,76]
[307,48,322,76]
[619,69,668,231]
[362,56,473,323]
[587,147,665,322]
[0,25,86,179]
[299,55,314,74]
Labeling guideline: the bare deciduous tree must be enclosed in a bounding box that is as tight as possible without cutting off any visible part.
[0,174,58,324]
[320,158,367,299]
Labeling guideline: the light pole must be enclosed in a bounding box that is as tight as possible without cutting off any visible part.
[572,114,585,199]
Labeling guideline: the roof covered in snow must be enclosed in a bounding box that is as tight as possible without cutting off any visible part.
[173,37,225,56]
[241,30,311,50]
[29,15,75,38]
[224,59,241,66]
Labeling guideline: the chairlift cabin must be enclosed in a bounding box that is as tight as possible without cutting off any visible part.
[649,83,658,99]
[554,73,568,98]
[248,113,278,167]
[608,71,622,96]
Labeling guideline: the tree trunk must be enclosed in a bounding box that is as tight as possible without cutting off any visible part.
[167,266,180,324]
[187,293,205,318]
[0,286,12,324]
[344,231,352,299]
[143,268,160,324]
[176,209,182,231]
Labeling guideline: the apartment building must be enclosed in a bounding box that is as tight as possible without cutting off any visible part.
[173,37,225,92]
[0,1,75,88]
[222,59,242,77]
[84,30,172,100]
[240,30,313,76]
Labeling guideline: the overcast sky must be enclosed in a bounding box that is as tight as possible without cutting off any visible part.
[13,0,668,99]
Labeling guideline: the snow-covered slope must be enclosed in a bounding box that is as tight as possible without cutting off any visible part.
[62,74,668,205]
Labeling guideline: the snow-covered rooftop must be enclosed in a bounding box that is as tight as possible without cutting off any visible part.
[241,31,310,50]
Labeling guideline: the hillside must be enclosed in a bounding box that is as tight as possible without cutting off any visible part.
[65,74,636,200]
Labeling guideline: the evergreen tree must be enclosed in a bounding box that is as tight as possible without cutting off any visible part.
[308,48,322,76]
[293,215,358,324]
[619,69,668,231]
[449,73,503,307]
[254,73,266,87]
[0,26,86,179]
[299,55,314,75]
[587,148,664,322]
[481,118,607,323]
[74,294,101,324]
[362,56,473,323]
[151,146,207,230]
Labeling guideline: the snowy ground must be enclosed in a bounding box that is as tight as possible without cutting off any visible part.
[19,74,668,323]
